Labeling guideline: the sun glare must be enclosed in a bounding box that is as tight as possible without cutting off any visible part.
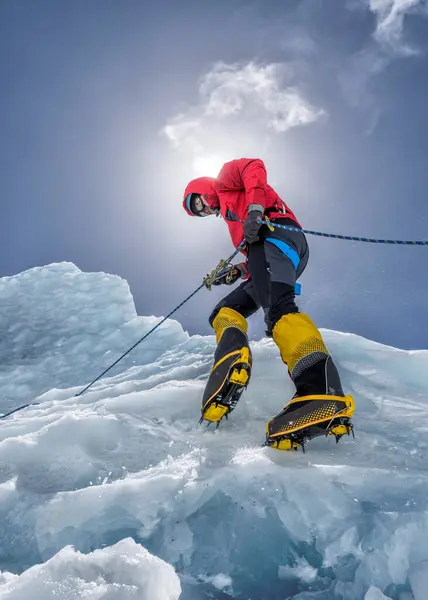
[192,154,226,178]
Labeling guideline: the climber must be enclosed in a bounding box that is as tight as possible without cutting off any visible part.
[182,158,354,450]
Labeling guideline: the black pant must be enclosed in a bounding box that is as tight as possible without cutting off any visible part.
[209,220,309,334]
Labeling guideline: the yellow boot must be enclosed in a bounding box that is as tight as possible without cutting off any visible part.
[265,313,355,450]
[200,307,252,425]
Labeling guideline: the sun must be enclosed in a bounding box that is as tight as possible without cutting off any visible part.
[192,154,226,178]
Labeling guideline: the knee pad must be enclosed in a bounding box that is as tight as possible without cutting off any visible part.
[212,307,248,344]
[272,312,328,379]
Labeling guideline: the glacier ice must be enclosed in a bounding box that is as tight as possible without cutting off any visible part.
[0,262,428,599]
[0,538,181,600]
[364,587,392,600]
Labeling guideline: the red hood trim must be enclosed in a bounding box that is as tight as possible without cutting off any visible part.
[182,177,219,216]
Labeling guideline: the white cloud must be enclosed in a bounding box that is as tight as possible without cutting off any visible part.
[369,0,426,51]
[163,119,201,149]
[162,61,325,172]
[200,62,324,132]
[340,0,427,124]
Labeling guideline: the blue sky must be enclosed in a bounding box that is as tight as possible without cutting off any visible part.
[1,0,428,350]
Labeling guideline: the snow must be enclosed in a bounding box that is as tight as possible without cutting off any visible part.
[0,262,428,600]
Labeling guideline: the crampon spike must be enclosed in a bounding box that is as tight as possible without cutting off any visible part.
[262,434,305,452]
[335,423,355,443]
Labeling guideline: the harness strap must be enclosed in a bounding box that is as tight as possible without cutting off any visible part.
[266,237,301,269]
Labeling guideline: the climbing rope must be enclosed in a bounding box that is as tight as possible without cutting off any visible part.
[0,402,40,420]
[0,245,244,420]
[75,284,206,396]
[3,215,426,421]
[75,243,245,397]
[260,220,428,245]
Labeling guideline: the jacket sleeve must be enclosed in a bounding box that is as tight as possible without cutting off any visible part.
[237,158,268,213]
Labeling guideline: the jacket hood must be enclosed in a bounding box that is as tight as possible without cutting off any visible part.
[183,177,219,216]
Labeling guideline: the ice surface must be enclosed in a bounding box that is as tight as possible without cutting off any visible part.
[0,262,189,413]
[0,262,428,600]
[364,587,392,600]
[0,537,181,600]
[408,560,428,600]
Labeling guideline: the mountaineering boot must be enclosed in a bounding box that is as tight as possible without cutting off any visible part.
[200,307,252,425]
[265,313,355,451]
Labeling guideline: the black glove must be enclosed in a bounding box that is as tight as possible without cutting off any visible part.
[213,263,247,286]
[243,210,263,244]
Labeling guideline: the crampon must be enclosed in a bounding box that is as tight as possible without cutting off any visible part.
[264,394,355,452]
[199,351,250,428]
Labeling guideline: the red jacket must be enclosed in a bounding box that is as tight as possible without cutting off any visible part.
[183,158,301,249]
